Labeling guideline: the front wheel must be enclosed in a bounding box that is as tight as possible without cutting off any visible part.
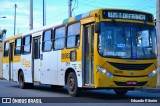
[114,89,128,95]
[67,72,81,97]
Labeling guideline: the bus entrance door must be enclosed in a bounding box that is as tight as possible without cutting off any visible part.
[9,43,14,80]
[83,24,94,86]
[33,36,41,82]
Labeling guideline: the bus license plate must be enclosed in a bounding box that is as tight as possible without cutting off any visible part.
[127,81,137,85]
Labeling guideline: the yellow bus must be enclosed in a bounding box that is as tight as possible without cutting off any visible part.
[2,8,158,96]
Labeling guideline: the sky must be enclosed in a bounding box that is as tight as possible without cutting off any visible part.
[0,0,156,38]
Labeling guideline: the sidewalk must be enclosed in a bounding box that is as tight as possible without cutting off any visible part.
[137,86,160,93]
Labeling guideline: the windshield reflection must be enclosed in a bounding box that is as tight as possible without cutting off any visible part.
[98,22,157,59]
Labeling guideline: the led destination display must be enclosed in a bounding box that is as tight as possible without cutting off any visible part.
[103,10,153,22]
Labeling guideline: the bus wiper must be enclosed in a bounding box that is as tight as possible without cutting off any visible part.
[111,19,116,26]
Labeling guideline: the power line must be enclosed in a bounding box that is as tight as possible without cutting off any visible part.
[72,0,78,16]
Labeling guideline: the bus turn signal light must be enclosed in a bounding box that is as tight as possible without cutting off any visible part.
[97,66,113,78]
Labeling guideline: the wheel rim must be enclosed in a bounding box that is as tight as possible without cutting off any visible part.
[68,76,75,92]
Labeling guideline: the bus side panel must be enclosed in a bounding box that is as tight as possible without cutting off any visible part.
[20,54,33,83]
[60,50,83,87]
[57,51,65,86]
[12,56,21,82]
[3,63,9,80]
[40,51,58,85]
[3,55,9,80]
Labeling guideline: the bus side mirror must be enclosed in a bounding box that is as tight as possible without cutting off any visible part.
[95,23,100,33]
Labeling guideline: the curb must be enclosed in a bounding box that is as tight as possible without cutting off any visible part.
[136,87,160,93]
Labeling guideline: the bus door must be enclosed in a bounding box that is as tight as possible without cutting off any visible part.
[83,24,94,86]
[9,43,14,80]
[32,36,41,82]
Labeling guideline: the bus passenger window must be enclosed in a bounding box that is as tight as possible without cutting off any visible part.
[4,41,9,57]
[14,38,22,55]
[67,22,80,48]
[54,26,65,50]
[42,30,52,51]
[22,36,31,54]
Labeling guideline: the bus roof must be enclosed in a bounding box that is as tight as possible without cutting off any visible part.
[3,33,22,42]
[62,8,153,24]
[4,8,154,40]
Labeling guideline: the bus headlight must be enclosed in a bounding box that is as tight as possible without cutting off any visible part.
[148,69,157,78]
[97,66,113,78]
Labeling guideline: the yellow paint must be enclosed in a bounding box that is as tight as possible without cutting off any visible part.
[61,48,82,62]
[2,57,9,64]
[40,61,42,67]
[81,17,95,24]
[69,17,75,22]
[3,34,22,42]
[13,56,21,62]
[96,71,157,88]
[93,40,157,88]
[2,34,22,64]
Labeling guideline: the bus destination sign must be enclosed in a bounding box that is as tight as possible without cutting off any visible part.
[103,10,153,22]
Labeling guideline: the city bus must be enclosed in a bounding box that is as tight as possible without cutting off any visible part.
[2,8,158,96]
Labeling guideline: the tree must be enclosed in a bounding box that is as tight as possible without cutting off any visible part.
[0,29,7,38]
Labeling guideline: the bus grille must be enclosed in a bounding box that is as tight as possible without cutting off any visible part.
[114,81,147,86]
[108,62,152,70]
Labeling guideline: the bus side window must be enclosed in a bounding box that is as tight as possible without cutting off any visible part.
[14,38,22,55]
[67,22,80,48]
[42,30,52,52]
[22,35,31,54]
[54,26,65,50]
[4,41,9,57]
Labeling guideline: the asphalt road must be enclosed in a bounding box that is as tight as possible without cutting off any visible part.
[0,80,159,106]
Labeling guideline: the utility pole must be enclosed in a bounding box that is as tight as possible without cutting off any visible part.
[68,0,72,18]
[14,4,17,35]
[156,0,160,86]
[29,0,33,30]
[43,0,46,26]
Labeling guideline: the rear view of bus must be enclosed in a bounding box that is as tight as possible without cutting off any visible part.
[94,9,157,95]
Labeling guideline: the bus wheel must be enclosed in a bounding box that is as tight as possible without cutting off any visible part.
[67,72,80,97]
[19,71,27,89]
[114,89,128,95]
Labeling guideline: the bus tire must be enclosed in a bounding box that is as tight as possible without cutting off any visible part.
[67,72,80,97]
[114,89,128,95]
[19,71,28,89]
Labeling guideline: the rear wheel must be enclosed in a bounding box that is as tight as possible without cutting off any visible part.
[67,72,81,97]
[114,89,128,95]
[19,71,33,89]
[19,71,27,89]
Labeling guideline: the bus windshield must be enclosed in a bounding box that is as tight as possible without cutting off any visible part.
[98,22,157,59]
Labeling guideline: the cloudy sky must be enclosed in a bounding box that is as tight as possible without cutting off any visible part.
[0,0,156,38]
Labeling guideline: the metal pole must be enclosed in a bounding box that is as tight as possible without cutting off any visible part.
[14,4,17,35]
[68,0,72,18]
[43,0,46,26]
[29,0,33,30]
[156,0,160,86]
